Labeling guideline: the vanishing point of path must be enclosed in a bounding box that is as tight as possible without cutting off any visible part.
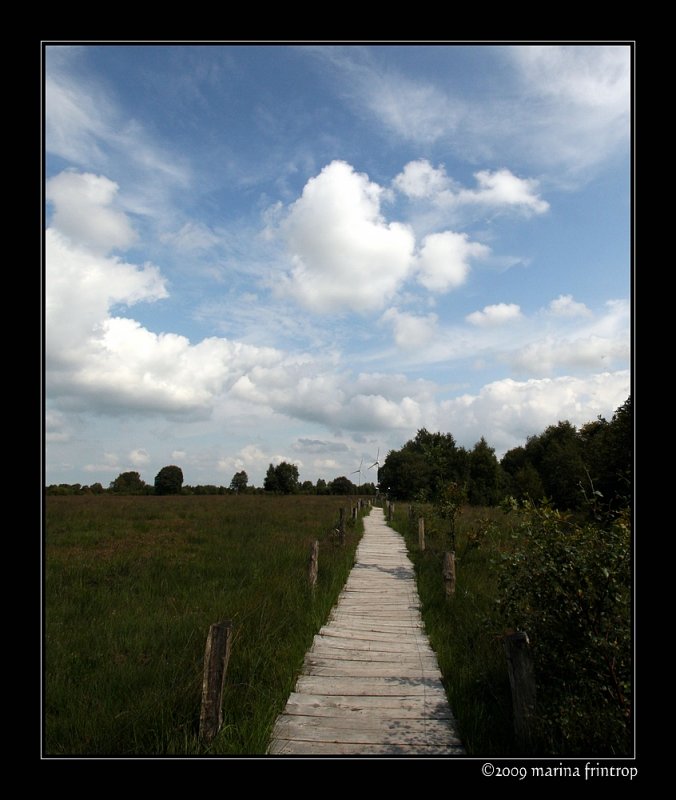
[268,506,465,756]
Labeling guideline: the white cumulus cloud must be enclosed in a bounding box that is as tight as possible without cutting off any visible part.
[440,370,630,457]
[47,170,138,252]
[416,231,489,292]
[548,294,593,317]
[466,303,523,327]
[381,308,438,349]
[395,161,548,216]
[129,448,150,466]
[393,159,451,199]
[280,160,415,312]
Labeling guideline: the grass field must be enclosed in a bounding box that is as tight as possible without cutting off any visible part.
[45,494,365,755]
[389,504,518,756]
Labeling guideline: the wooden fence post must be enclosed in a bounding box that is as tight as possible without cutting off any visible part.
[199,620,233,744]
[418,517,425,551]
[308,539,319,588]
[443,551,456,597]
[503,631,536,749]
[352,505,357,521]
[339,508,346,545]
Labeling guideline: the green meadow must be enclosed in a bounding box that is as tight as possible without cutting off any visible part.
[45,494,365,755]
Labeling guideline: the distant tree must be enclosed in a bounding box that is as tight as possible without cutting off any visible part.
[110,471,147,494]
[579,396,632,511]
[264,464,279,493]
[275,462,300,494]
[530,421,586,509]
[513,463,546,502]
[154,465,184,496]
[316,478,328,495]
[300,480,315,494]
[263,462,299,494]
[90,482,104,494]
[467,437,500,506]
[229,471,248,493]
[328,475,355,495]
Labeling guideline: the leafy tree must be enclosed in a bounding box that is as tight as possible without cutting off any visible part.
[316,478,328,495]
[89,482,104,494]
[379,429,470,501]
[579,396,632,512]
[328,475,355,495]
[110,471,147,494]
[264,464,279,493]
[300,480,315,494]
[378,448,432,501]
[264,462,299,494]
[229,471,248,493]
[154,465,184,495]
[275,462,299,494]
[467,437,500,506]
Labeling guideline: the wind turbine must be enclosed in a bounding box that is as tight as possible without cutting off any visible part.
[368,448,381,497]
[351,457,364,492]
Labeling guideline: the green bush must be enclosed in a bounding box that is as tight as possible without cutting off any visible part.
[495,500,632,755]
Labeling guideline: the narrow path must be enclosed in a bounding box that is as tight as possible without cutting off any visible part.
[268,506,465,756]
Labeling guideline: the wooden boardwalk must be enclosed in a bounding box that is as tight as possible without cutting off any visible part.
[268,506,465,756]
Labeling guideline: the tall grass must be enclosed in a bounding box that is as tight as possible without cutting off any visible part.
[45,494,365,755]
[389,504,518,756]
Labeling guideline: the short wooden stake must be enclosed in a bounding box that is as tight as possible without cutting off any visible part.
[308,539,319,588]
[503,631,536,749]
[339,508,346,545]
[352,505,357,521]
[199,620,233,744]
[443,551,456,597]
[418,517,425,551]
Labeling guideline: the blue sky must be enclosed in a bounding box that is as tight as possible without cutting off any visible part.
[44,43,631,488]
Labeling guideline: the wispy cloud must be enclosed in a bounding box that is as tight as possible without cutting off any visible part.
[306,44,630,178]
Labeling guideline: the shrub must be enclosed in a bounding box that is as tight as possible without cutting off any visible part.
[495,500,631,755]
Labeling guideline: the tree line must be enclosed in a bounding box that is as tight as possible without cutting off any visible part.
[379,395,631,512]
[46,463,378,497]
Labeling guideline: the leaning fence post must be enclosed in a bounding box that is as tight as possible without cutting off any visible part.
[199,620,233,744]
[418,517,425,551]
[308,539,319,588]
[442,551,456,597]
[503,631,536,750]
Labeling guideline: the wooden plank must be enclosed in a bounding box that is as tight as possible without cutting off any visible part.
[271,716,463,745]
[317,626,426,644]
[284,692,453,711]
[306,652,440,668]
[312,634,435,654]
[283,702,454,720]
[294,676,447,696]
[309,647,438,664]
[269,739,464,755]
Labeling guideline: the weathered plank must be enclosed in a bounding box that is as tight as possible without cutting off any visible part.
[269,740,464,756]
[294,675,448,697]
[267,507,465,756]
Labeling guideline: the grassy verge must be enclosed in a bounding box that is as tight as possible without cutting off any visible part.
[45,494,366,755]
[388,503,518,756]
